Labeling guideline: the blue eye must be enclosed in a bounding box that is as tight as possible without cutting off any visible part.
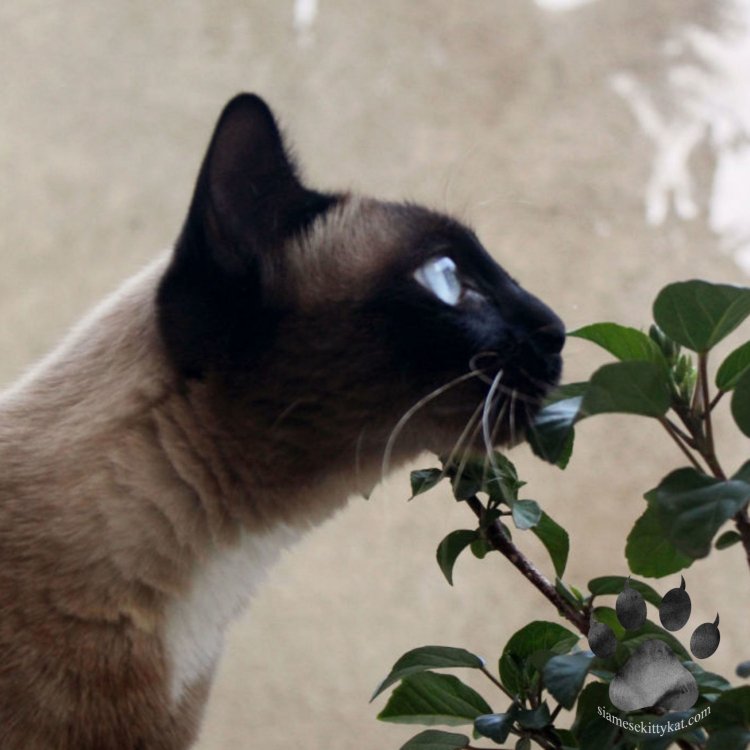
[413,256,462,306]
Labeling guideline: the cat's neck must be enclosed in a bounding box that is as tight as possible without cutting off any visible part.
[0,255,174,450]
[0,256,379,700]
[0,253,367,559]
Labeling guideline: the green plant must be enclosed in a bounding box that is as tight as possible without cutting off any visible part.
[371,280,750,750]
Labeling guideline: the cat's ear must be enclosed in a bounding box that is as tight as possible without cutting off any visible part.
[158,94,334,378]
[182,93,317,274]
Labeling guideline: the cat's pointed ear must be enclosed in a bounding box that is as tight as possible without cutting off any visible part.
[183,93,327,273]
[159,95,335,378]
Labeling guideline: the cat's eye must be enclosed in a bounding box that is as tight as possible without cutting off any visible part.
[413,256,463,306]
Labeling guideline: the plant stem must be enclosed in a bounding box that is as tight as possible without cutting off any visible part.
[707,389,725,413]
[664,418,697,448]
[481,663,561,750]
[734,507,750,573]
[698,353,719,473]
[465,495,589,635]
[683,357,750,576]
[479,665,515,701]
[658,417,705,473]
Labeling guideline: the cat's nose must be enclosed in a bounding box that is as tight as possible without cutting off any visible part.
[513,294,566,356]
[518,310,565,389]
[531,320,566,356]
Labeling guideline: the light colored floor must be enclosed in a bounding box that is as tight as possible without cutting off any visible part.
[1,1,749,748]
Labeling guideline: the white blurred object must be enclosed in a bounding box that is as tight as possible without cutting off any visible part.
[293,0,318,45]
[613,0,750,273]
[534,0,600,11]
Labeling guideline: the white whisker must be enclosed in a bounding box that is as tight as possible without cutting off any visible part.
[453,411,486,496]
[481,369,507,480]
[482,369,505,461]
[381,369,482,479]
[438,397,486,485]
[509,391,518,447]
[270,398,307,432]
[469,351,501,385]
[489,386,507,448]
[483,397,510,488]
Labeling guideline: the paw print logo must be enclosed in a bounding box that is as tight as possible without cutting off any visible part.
[587,577,720,712]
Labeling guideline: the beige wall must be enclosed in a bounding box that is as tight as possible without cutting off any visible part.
[1,1,748,748]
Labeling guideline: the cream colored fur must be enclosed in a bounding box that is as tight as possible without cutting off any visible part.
[0,255,379,749]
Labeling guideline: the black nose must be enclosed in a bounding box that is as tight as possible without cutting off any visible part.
[510,293,565,357]
[531,320,566,356]
[508,293,565,389]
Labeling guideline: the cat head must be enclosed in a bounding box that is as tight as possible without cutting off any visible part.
[157,94,564,484]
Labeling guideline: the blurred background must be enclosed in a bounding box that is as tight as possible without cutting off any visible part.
[2,1,750,747]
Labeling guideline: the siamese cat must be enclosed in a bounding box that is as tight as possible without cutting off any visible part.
[0,94,564,749]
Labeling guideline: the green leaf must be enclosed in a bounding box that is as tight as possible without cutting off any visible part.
[544,382,592,402]
[587,576,662,607]
[470,537,491,560]
[649,323,682,363]
[372,646,485,701]
[551,728,577,749]
[732,369,750,438]
[377,672,493,726]
[733,459,750,483]
[411,469,445,498]
[571,682,622,750]
[591,606,626,640]
[717,340,750,391]
[703,686,750,730]
[474,708,519,744]
[716,530,743,550]
[706,727,750,750]
[581,361,671,418]
[543,652,595,709]
[516,703,551,730]
[626,505,693,577]
[569,322,666,365]
[591,607,690,660]
[515,737,532,750]
[645,467,750,558]
[685,662,732,695]
[512,499,542,530]
[481,452,525,504]
[527,389,584,468]
[451,475,481,501]
[653,280,750,352]
[399,730,470,750]
[436,530,479,586]
[623,627,691,662]
[555,578,582,611]
[499,621,579,695]
[531,512,570,578]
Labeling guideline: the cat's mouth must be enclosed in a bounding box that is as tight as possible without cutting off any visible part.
[419,357,559,462]
[379,339,562,479]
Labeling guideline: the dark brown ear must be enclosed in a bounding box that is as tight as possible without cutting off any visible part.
[157,94,337,378]
[184,93,333,274]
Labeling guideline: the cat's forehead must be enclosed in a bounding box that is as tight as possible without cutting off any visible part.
[286,195,474,307]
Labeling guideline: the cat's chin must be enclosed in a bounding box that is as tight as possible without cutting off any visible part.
[421,422,529,461]
[420,394,538,459]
